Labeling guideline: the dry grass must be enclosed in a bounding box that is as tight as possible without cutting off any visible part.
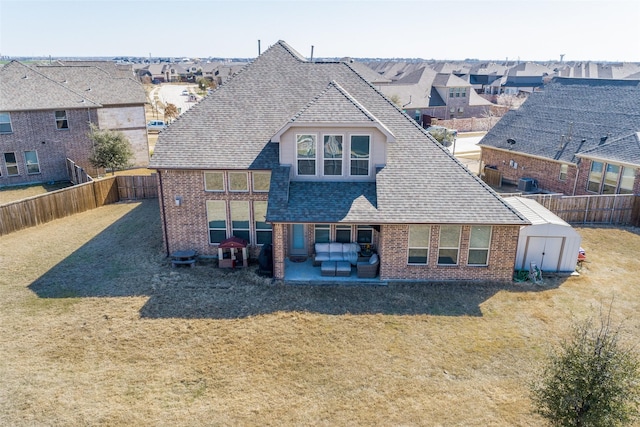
[1,200,639,426]
[0,182,72,205]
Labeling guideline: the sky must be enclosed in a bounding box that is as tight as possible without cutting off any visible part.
[1,0,639,62]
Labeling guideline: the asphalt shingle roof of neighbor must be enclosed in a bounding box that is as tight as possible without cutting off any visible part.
[479,77,640,166]
[0,61,102,111]
[576,132,640,166]
[35,65,146,105]
[151,40,527,225]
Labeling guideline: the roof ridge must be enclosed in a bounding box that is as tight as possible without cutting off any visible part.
[1,61,102,108]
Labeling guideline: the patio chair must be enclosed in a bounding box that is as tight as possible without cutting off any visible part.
[357,253,379,278]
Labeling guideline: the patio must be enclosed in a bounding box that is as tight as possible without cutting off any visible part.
[283,257,386,285]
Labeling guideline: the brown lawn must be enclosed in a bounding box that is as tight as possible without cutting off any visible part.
[1,199,639,426]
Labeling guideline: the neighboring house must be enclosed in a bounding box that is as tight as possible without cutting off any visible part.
[479,78,640,196]
[499,62,554,95]
[372,66,502,126]
[150,41,528,282]
[0,61,148,187]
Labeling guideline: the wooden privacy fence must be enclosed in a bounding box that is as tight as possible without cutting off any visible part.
[482,167,502,187]
[66,158,93,185]
[516,193,640,226]
[0,174,158,236]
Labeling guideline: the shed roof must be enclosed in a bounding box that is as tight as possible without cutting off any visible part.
[503,197,571,227]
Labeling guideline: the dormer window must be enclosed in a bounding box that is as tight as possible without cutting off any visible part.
[297,134,316,175]
[448,87,467,98]
[323,135,343,176]
[350,135,370,176]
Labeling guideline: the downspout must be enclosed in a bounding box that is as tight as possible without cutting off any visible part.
[572,159,581,196]
[157,171,170,256]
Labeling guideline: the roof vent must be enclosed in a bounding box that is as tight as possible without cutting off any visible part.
[506,138,516,148]
[599,136,608,145]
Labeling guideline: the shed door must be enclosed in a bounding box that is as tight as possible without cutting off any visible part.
[523,236,564,272]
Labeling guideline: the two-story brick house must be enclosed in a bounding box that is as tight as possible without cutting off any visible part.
[479,78,640,196]
[0,61,148,187]
[150,41,528,282]
[373,66,501,126]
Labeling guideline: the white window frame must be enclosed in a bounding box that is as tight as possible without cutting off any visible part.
[619,167,635,194]
[252,171,271,192]
[296,134,317,176]
[408,225,430,265]
[55,110,69,130]
[438,225,461,266]
[204,171,225,192]
[322,134,344,176]
[0,112,12,134]
[4,152,19,176]
[587,161,603,193]
[559,164,568,181]
[254,201,272,245]
[602,163,620,195]
[335,224,352,243]
[228,171,248,192]
[314,224,330,243]
[349,134,370,176]
[24,150,40,174]
[206,200,227,244]
[356,225,373,245]
[230,200,250,243]
[468,226,492,266]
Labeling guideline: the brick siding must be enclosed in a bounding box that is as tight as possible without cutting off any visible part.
[481,148,640,196]
[378,224,519,282]
[0,109,101,186]
[158,169,269,257]
[481,147,578,194]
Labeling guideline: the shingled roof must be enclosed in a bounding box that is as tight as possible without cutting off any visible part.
[151,41,526,225]
[0,61,102,111]
[479,77,640,165]
[0,60,145,111]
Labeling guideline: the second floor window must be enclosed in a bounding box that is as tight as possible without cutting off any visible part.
[0,112,12,134]
[350,135,370,176]
[297,134,316,175]
[55,110,69,130]
[323,135,343,176]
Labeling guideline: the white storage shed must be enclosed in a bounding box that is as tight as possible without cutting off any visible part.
[504,197,582,273]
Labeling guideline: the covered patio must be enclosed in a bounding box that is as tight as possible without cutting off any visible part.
[283,257,386,285]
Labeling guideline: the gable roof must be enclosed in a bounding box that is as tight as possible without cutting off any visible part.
[479,77,640,165]
[150,41,527,225]
[272,81,395,142]
[0,61,102,111]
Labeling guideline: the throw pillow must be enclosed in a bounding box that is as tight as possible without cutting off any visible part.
[369,253,378,264]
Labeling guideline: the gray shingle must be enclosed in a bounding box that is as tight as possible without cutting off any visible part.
[152,41,527,225]
[480,78,640,165]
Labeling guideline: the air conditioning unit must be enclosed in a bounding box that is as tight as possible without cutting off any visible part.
[518,177,537,192]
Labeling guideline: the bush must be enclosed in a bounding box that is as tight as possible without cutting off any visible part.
[531,307,640,426]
